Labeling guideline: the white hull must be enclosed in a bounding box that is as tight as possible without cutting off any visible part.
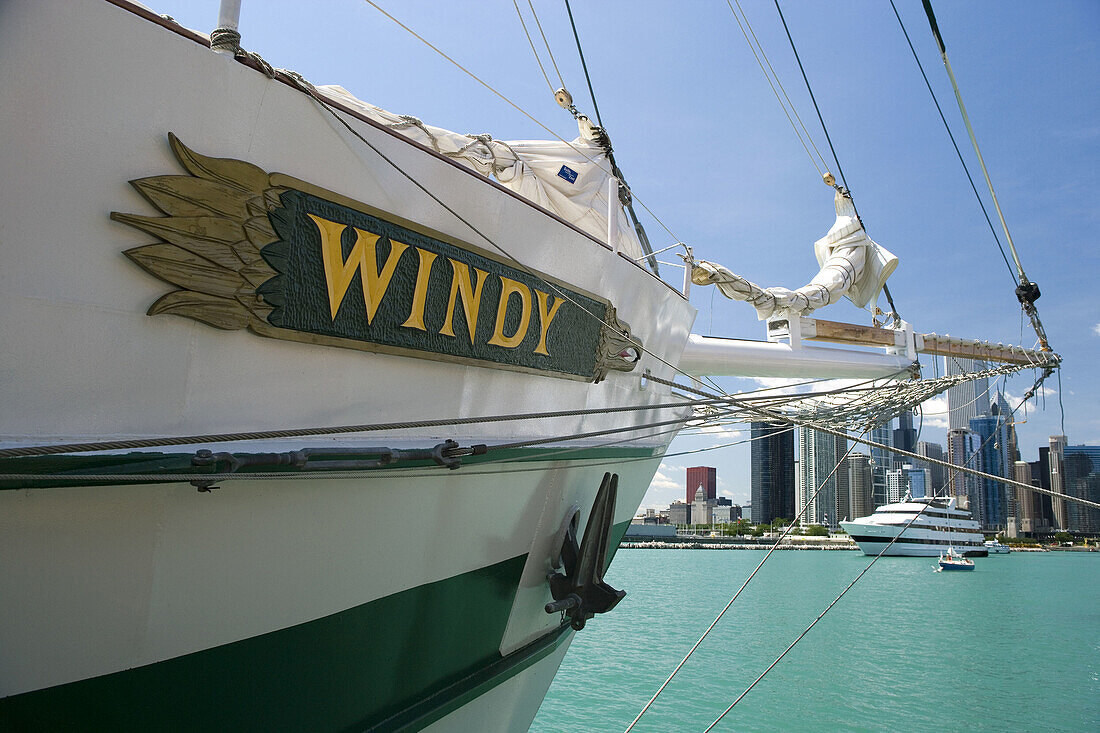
[0,458,658,698]
[0,1,695,728]
[0,0,693,450]
[846,539,981,558]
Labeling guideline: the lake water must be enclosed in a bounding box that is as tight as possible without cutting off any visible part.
[531,549,1099,732]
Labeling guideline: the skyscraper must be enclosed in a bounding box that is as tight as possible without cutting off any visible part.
[883,464,931,502]
[993,392,1018,465]
[915,441,946,495]
[685,466,716,505]
[885,468,907,504]
[947,428,983,514]
[1032,448,1055,531]
[870,420,893,507]
[1049,435,1068,530]
[750,422,795,526]
[835,436,850,524]
[798,427,846,526]
[1013,461,1039,535]
[843,453,874,520]
[1064,445,1100,533]
[970,414,1008,531]
[992,392,1019,521]
[691,485,711,526]
[893,410,917,461]
[945,357,990,431]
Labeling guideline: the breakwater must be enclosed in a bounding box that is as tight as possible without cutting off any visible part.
[621,536,858,550]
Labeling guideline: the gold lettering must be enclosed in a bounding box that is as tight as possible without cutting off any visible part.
[440,260,488,344]
[308,213,407,323]
[488,277,533,349]
[400,247,438,331]
[533,290,565,356]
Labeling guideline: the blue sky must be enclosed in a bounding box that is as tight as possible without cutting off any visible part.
[154,1,1098,509]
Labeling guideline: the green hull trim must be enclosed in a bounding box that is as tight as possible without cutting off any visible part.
[0,445,661,490]
[606,518,632,568]
[0,554,559,732]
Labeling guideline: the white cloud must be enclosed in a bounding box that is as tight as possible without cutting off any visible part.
[917,396,950,429]
[639,463,684,514]
[697,424,742,435]
[1093,322,1100,336]
[913,380,1050,430]
[696,426,745,447]
[647,464,680,491]
[750,376,806,392]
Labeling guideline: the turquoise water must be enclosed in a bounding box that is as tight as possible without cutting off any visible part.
[531,550,1099,732]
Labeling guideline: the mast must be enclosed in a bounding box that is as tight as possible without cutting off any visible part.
[211,0,243,56]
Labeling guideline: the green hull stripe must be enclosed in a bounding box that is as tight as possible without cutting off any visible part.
[0,554,540,732]
[0,445,660,490]
[606,518,632,568]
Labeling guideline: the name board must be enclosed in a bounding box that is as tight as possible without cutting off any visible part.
[113,134,639,382]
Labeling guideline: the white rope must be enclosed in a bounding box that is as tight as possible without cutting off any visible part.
[623,429,871,732]
[357,0,690,266]
[527,0,566,90]
[512,0,556,94]
[725,0,829,176]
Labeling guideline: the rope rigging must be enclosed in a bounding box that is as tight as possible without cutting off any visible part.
[5,368,1087,512]
[527,0,566,91]
[561,0,660,275]
[646,370,1091,511]
[918,0,1051,351]
[724,0,830,177]
[563,0,604,130]
[512,0,557,95]
[887,0,1016,285]
[359,1,676,279]
[772,0,903,326]
[0,418,789,487]
[623,427,871,733]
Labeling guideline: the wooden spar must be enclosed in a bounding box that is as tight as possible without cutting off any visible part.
[914,333,1051,367]
[801,318,897,347]
[800,317,1053,367]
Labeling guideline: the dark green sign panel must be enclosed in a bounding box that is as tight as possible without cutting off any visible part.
[114,134,640,382]
[261,190,603,378]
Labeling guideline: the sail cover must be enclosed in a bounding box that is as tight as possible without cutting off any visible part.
[318,86,646,262]
[691,189,898,319]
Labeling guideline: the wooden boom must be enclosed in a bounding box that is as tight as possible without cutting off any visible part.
[801,317,1054,367]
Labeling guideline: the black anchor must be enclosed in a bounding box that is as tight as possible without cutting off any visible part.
[545,472,627,630]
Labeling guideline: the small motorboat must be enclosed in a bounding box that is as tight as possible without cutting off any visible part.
[937,547,975,571]
[984,539,1011,554]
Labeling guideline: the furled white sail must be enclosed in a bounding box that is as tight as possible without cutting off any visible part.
[318,85,645,261]
[690,189,898,319]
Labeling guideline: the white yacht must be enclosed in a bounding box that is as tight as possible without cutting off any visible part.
[840,496,988,557]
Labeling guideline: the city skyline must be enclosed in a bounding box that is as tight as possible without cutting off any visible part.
[654,422,1098,535]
